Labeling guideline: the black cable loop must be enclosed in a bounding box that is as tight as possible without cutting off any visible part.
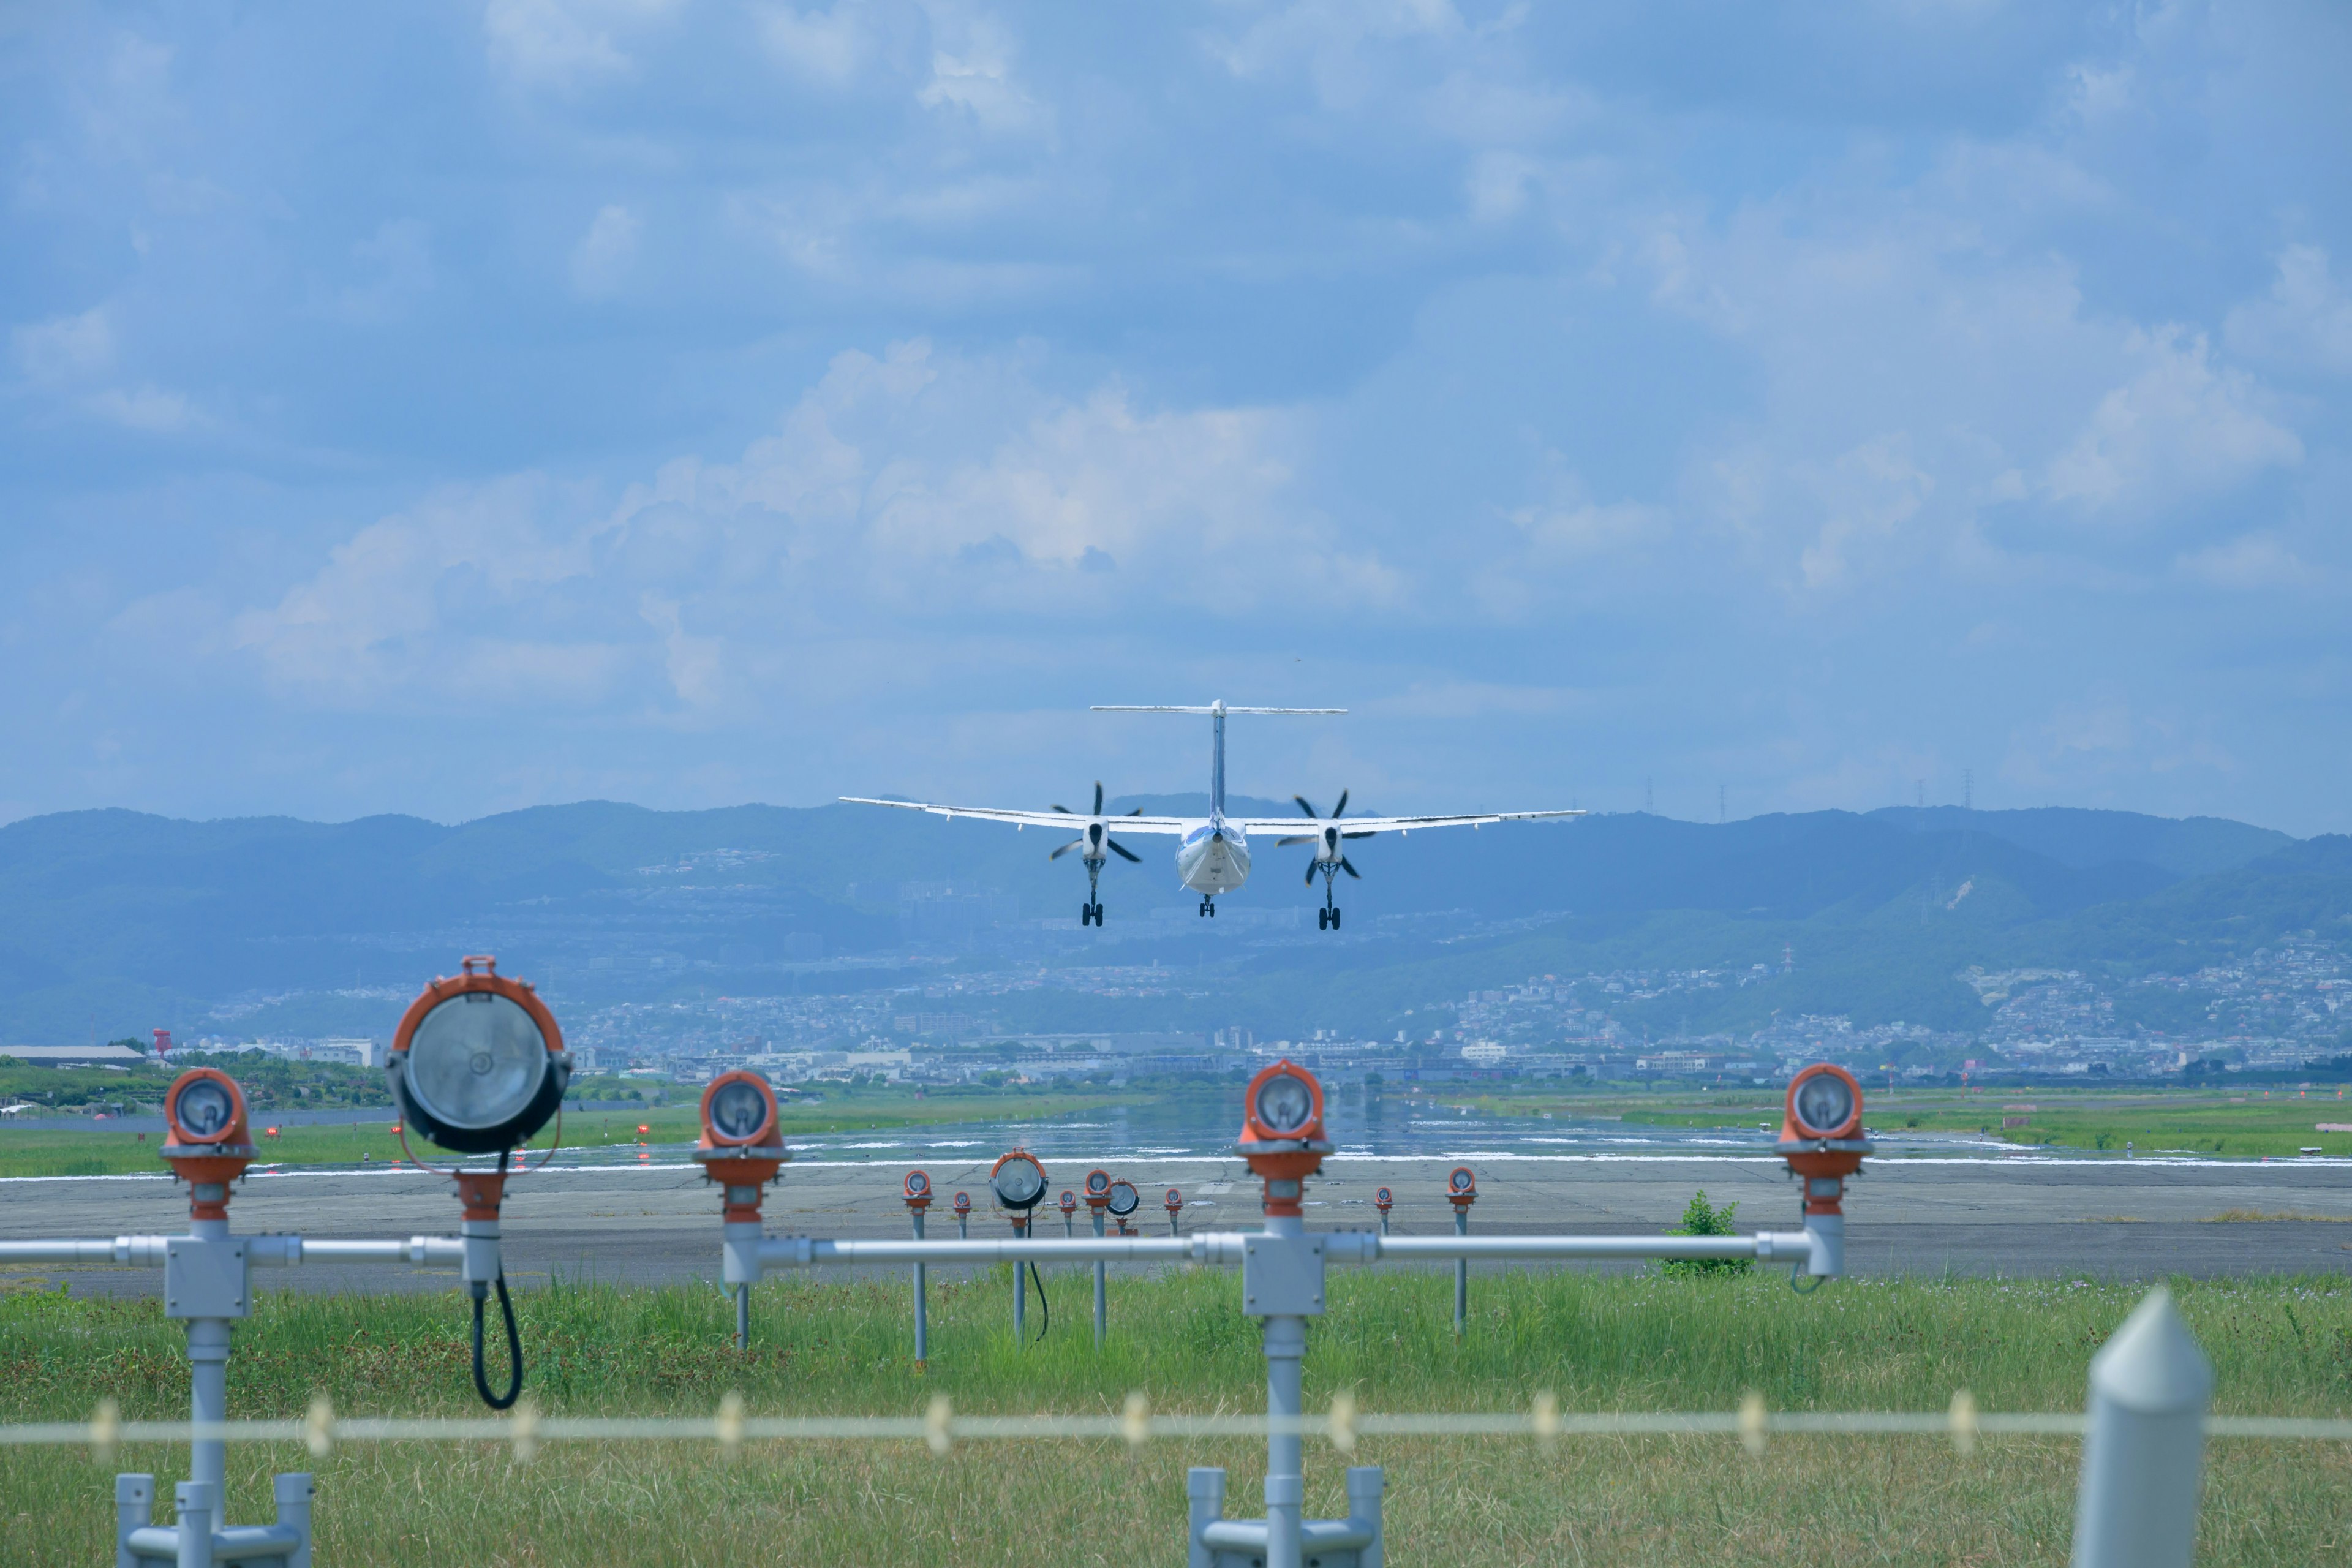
[1029,1261,1050,1343]
[472,1275,526,1409]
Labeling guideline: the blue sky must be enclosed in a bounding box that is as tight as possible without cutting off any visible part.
[4,2,2348,834]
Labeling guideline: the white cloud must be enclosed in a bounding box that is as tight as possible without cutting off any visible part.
[2044,327,2301,513]
[83,385,194,433]
[2175,533,2318,592]
[483,0,680,88]
[13,307,115,383]
[2225,245,2352,377]
[224,342,1387,712]
[570,205,641,298]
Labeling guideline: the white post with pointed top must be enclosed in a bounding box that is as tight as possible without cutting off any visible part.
[2070,1287,2213,1568]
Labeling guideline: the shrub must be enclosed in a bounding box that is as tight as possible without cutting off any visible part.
[1659,1188,1751,1276]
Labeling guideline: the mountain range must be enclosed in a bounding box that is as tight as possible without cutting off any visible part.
[0,796,2343,1046]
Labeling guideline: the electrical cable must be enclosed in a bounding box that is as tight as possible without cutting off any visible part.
[1028,1261,1050,1343]
[469,1149,526,1409]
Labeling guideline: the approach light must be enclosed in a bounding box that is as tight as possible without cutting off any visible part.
[1237,1060,1332,1217]
[387,956,570,1155]
[990,1150,1047,1212]
[160,1068,256,1221]
[385,957,574,1413]
[1374,1186,1393,1212]
[953,1191,972,1216]
[1447,1166,1477,1207]
[696,1071,788,1223]
[1106,1179,1139,1218]
[1163,1188,1183,1228]
[1058,1189,1077,1216]
[905,1169,934,1208]
[1775,1063,1872,1280]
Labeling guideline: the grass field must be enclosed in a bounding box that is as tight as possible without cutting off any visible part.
[2,1268,2348,1564]
[0,1084,1136,1180]
[1466,1083,2352,1159]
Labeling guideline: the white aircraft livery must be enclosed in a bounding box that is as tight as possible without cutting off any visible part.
[843,701,1584,930]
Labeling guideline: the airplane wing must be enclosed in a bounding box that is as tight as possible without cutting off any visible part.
[1234,809,1586,837]
[840,797,1194,834]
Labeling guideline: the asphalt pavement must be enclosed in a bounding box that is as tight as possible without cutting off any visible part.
[4,1151,2348,1298]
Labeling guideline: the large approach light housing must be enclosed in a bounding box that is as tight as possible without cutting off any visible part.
[1237,1060,1332,1216]
[990,1150,1049,1213]
[387,957,571,1155]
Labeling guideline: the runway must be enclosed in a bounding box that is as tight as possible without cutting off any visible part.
[4,1150,2348,1297]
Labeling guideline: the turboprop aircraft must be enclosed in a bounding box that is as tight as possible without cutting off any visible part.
[843,701,1583,930]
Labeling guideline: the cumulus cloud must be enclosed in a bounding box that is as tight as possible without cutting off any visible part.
[224,342,1387,713]
[2045,328,2301,513]
[2225,245,2352,377]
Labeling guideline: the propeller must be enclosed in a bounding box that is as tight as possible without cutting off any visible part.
[1286,790,1376,873]
[1046,783,1142,865]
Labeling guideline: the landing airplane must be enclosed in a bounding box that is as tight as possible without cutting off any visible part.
[843,701,1583,930]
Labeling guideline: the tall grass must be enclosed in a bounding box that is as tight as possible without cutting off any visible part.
[2,1269,2348,1564]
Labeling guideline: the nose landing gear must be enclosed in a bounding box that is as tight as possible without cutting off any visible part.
[1318,905,1342,930]
[1198,898,1216,918]
[1080,902,1104,926]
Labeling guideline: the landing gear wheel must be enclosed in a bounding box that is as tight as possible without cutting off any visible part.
[1090,902,1103,925]
[1330,906,1341,930]
[1317,908,1329,930]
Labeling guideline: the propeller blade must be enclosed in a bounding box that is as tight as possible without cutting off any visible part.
[1293,795,1319,818]
[1305,858,1318,886]
[1126,807,1144,817]
[1051,804,1073,814]
[1339,856,1361,879]
[1093,780,1104,815]
[1341,829,1376,840]
[1107,839,1142,864]
[1333,788,1348,818]
[1275,835,1316,846]
[1050,839,1087,860]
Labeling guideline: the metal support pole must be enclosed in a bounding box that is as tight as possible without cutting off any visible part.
[1012,1218,1027,1346]
[1188,1466,1227,1568]
[734,1283,750,1351]
[273,1472,315,1568]
[911,1208,929,1368]
[1263,1314,1307,1568]
[173,1480,217,1568]
[1346,1466,1386,1568]
[1093,1208,1107,1348]
[115,1473,153,1568]
[1452,1206,1469,1338]
[2070,1287,2212,1568]
[185,1317,231,1495]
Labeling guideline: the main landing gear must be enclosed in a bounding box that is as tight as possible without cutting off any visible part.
[1318,905,1343,930]
[1198,898,1216,918]
[1080,902,1104,927]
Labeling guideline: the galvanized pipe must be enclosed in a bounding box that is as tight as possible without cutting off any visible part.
[1452,1207,1468,1337]
[910,1208,929,1367]
[186,1317,232,1496]
[734,1284,750,1352]
[1373,1233,1815,1264]
[1012,1218,1027,1346]
[756,1235,1199,1266]
[1092,1209,1107,1348]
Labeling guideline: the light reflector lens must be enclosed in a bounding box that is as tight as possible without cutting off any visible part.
[1254,1074,1313,1134]
[709,1080,769,1141]
[404,993,549,1132]
[1794,1072,1855,1136]
[1107,1180,1139,1216]
[176,1080,234,1140]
